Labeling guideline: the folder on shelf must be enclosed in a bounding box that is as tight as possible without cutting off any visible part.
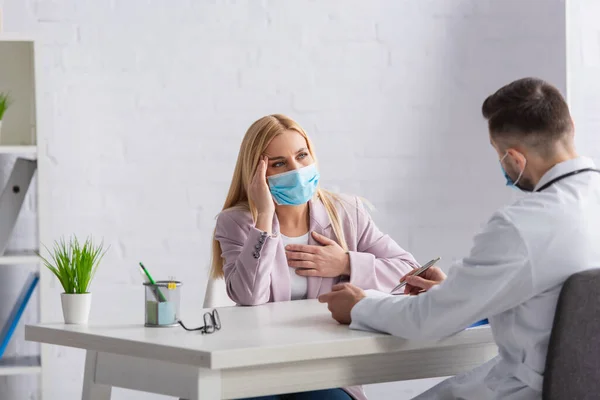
[0,272,39,358]
[0,157,37,256]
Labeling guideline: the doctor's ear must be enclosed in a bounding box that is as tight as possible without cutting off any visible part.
[570,121,575,137]
[505,148,527,167]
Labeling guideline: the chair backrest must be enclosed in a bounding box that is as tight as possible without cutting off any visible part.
[203,277,236,309]
[543,268,600,400]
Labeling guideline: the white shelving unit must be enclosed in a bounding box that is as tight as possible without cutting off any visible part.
[0,146,37,155]
[0,356,41,376]
[0,250,39,265]
[0,35,44,399]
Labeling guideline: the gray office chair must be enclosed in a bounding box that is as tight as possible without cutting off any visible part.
[543,268,600,400]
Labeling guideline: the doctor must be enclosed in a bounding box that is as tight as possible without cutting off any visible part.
[318,77,600,399]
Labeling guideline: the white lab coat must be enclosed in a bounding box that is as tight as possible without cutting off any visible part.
[350,156,600,400]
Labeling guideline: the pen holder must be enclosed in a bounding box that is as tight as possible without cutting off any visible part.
[144,281,181,327]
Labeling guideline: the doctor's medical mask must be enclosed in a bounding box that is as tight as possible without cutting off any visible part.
[499,151,531,191]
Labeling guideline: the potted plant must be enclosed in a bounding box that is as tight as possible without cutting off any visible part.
[0,92,11,138]
[38,236,108,324]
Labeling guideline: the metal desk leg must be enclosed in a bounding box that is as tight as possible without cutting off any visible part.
[189,367,221,400]
[82,351,112,400]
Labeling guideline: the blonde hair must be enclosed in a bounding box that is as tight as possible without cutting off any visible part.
[210,114,348,279]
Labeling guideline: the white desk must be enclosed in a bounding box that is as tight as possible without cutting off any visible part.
[25,299,497,400]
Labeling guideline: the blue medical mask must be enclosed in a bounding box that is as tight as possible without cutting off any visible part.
[499,152,527,190]
[267,164,320,206]
[500,163,516,187]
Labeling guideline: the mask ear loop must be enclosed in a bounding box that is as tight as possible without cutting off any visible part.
[513,155,527,187]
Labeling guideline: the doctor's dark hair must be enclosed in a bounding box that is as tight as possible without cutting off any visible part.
[482,77,573,151]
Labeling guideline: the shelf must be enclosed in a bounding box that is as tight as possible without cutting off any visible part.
[0,250,39,265]
[0,146,36,155]
[0,35,35,43]
[0,356,41,376]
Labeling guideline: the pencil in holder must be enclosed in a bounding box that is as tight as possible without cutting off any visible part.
[144,280,181,327]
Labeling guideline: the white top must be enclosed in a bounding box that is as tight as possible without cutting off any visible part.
[24,299,494,370]
[350,156,600,400]
[281,233,309,300]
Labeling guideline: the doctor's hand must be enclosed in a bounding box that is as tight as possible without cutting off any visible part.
[286,232,351,278]
[318,283,366,325]
[401,267,447,295]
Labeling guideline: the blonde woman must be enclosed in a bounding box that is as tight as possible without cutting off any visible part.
[211,114,419,400]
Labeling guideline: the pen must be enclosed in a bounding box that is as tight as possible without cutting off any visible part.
[391,257,441,294]
[139,262,167,302]
[138,268,160,302]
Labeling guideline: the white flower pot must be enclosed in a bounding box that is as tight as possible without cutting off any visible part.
[61,293,92,324]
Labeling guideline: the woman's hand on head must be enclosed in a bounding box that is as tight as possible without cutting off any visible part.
[249,156,276,217]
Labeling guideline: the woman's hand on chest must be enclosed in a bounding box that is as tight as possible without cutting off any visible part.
[285,231,351,278]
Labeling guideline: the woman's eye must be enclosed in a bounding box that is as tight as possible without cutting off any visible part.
[298,153,308,159]
[272,162,285,168]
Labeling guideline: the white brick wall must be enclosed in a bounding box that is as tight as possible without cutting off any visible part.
[567,0,600,165]
[0,0,573,399]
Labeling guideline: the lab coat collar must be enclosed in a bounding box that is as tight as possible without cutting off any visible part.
[534,156,597,191]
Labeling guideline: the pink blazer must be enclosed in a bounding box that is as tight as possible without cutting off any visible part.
[215,195,418,305]
[214,195,418,400]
